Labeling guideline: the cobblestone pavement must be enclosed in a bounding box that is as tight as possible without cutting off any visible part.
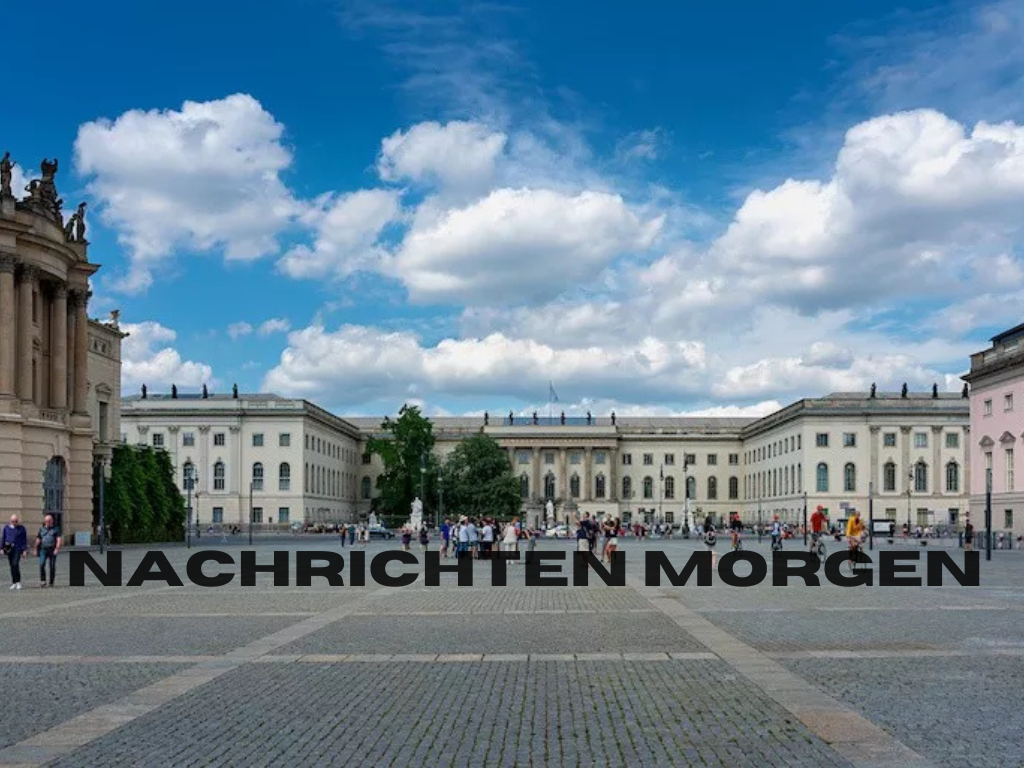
[0,537,1019,767]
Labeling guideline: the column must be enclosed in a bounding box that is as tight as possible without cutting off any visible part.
[962,426,970,507]
[50,283,68,410]
[558,448,567,500]
[609,447,618,502]
[868,426,880,497]
[584,447,592,501]
[931,426,942,499]
[72,290,88,413]
[17,265,35,402]
[532,447,541,503]
[0,253,15,396]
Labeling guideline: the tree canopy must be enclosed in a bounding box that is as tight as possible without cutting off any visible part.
[441,432,521,521]
[104,445,186,543]
[366,404,437,519]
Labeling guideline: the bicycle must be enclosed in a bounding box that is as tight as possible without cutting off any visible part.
[843,540,867,576]
[770,535,783,552]
[809,532,827,559]
[730,532,743,552]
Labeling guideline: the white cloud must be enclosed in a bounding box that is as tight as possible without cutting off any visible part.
[386,188,663,305]
[121,322,213,389]
[258,317,291,336]
[227,322,253,340]
[75,94,300,294]
[378,120,507,192]
[277,189,400,279]
[615,129,665,162]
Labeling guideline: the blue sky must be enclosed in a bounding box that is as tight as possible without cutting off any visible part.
[4,0,1024,416]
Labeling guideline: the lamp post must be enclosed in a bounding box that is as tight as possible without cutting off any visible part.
[682,459,690,532]
[802,491,808,546]
[248,480,254,547]
[868,481,874,552]
[95,456,107,555]
[985,467,992,562]
[437,468,443,529]
[184,464,196,549]
[757,496,762,543]
[658,465,664,526]
[420,450,426,515]
[907,468,914,532]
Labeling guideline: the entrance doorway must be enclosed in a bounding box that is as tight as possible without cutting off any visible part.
[43,456,66,529]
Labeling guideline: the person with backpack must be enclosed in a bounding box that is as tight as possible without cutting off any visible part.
[34,514,61,588]
[2,515,28,590]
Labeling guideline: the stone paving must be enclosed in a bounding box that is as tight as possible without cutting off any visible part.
[0,536,1019,767]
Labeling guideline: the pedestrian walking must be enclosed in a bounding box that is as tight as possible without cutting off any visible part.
[348,523,357,546]
[418,524,430,552]
[35,514,61,588]
[401,527,412,552]
[2,515,28,590]
[502,517,519,562]
[964,518,974,551]
[440,518,451,558]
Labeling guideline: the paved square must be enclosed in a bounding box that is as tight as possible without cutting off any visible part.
[0,537,1020,767]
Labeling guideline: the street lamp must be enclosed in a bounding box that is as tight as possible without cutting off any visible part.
[420,450,426,512]
[907,468,914,532]
[682,459,690,532]
[437,468,443,529]
[94,455,107,555]
[184,464,197,549]
[985,467,992,562]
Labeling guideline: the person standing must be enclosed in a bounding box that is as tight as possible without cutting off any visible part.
[457,517,470,558]
[480,519,494,560]
[440,518,451,558]
[502,517,519,562]
[348,523,357,547]
[466,517,480,559]
[35,514,61,588]
[418,524,430,552]
[2,515,28,590]
[964,517,974,552]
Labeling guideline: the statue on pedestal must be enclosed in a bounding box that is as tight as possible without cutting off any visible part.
[0,152,13,197]
[408,497,424,531]
[545,499,554,524]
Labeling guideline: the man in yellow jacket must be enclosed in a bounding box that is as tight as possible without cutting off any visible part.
[845,510,865,554]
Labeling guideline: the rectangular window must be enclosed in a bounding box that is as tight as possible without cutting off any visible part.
[570,452,582,465]
[1006,448,1015,493]
[664,453,674,466]
[279,433,290,447]
[98,402,109,443]
[362,452,371,465]
[914,433,928,449]
[684,453,696,466]
[816,433,829,448]
[252,433,263,447]
[843,432,856,448]
[152,433,164,448]
[305,435,310,449]
[182,431,195,447]
[729,453,739,465]
[212,507,223,524]
[642,453,653,466]
[252,507,263,524]
[883,432,897,448]
[279,507,290,524]
[1005,393,1014,411]
[945,432,959,449]
[517,451,530,464]
[214,433,225,447]
[984,399,993,416]
[544,452,555,465]
[797,435,801,450]
[1006,510,1014,529]
[707,454,718,466]
[622,453,632,466]
[594,452,606,465]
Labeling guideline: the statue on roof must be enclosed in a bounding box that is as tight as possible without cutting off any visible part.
[901,383,908,398]
[232,383,239,399]
[932,383,939,399]
[532,411,538,425]
[0,152,13,197]
[586,410,592,425]
[508,410,513,425]
[611,411,616,426]
[202,384,209,399]
[141,383,147,399]
[560,411,565,425]
[74,202,87,241]
[171,384,178,399]
[869,383,876,398]
[962,382,969,398]
[483,411,489,426]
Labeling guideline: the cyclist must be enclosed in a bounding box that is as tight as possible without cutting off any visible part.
[845,509,866,565]
[769,515,782,550]
[729,512,743,550]
[809,506,828,553]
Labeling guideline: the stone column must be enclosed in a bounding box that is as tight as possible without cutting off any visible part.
[532,447,541,502]
[0,253,16,396]
[49,283,68,409]
[869,426,880,495]
[72,290,89,413]
[609,447,618,502]
[17,266,36,402]
[931,426,943,498]
[584,447,592,501]
[558,448,567,500]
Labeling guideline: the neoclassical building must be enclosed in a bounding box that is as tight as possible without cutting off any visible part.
[0,155,123,541]
[124,388,970,531]
[964,323,1024,536]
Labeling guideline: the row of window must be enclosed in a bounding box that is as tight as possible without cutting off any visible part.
[744,461,962,497]
[747,465,803,499]
[182,460,354,498]
[982,393,1014,416]
[983,449,1015,493]
[508,473,741,502]
[513,451,741,467]
[744,430,962,461]
[747,436,802,463]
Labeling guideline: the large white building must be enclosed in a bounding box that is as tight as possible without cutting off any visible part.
[125,388,970,530]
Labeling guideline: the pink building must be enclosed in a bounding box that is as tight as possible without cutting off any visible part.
[964,323,1024,537]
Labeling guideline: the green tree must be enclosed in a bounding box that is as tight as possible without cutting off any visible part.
[367,404,437,518]
[441,432,521,521]
[104,445,186,543]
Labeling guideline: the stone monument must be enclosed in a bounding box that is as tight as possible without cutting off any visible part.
[408,497,424,530]
[368,512,379,529]
[545,499,555,524]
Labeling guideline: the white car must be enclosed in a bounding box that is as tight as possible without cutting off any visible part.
[545,524,570,539]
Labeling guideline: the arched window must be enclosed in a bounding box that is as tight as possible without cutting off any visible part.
[707,476,718,500]
[182,461,195,491]
[304,463,309,491]
[43,457,66,523]
[252,462,264,491]
[213,461,225,491]
[595,473,606,499]
[844,463,856,493]
[728,476,739,500]
[622,476,633,499]
[544,472,556,500]
[664,476,675,500]
[946,461,959,493]
[883,461,896,492]
[279,462,291,491]
[520,474,529,499]
[361,476,371,500]
[643,476,654,499]
[686,476,696,500]
[914,461,928,493]
[816,463,829,493]
[570,474,580,499]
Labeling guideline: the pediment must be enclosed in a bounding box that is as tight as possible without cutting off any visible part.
[1000,431,1016,444]
[978,435,995,448]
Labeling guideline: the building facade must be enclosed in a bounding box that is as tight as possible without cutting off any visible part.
[120,393,364,527]
[0,156,121,541]
[963,323,1024,536]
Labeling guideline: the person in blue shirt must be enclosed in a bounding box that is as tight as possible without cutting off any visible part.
[2,515,29,590]
[440,519,451,558]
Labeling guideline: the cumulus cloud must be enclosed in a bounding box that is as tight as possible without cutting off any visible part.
[227,322,253,340]
[386,188,663,305]
[378,120,507,192]
[121,322,214,389]
[75,94,300,293]
[258,317,291,335]
[276,189,400,279]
